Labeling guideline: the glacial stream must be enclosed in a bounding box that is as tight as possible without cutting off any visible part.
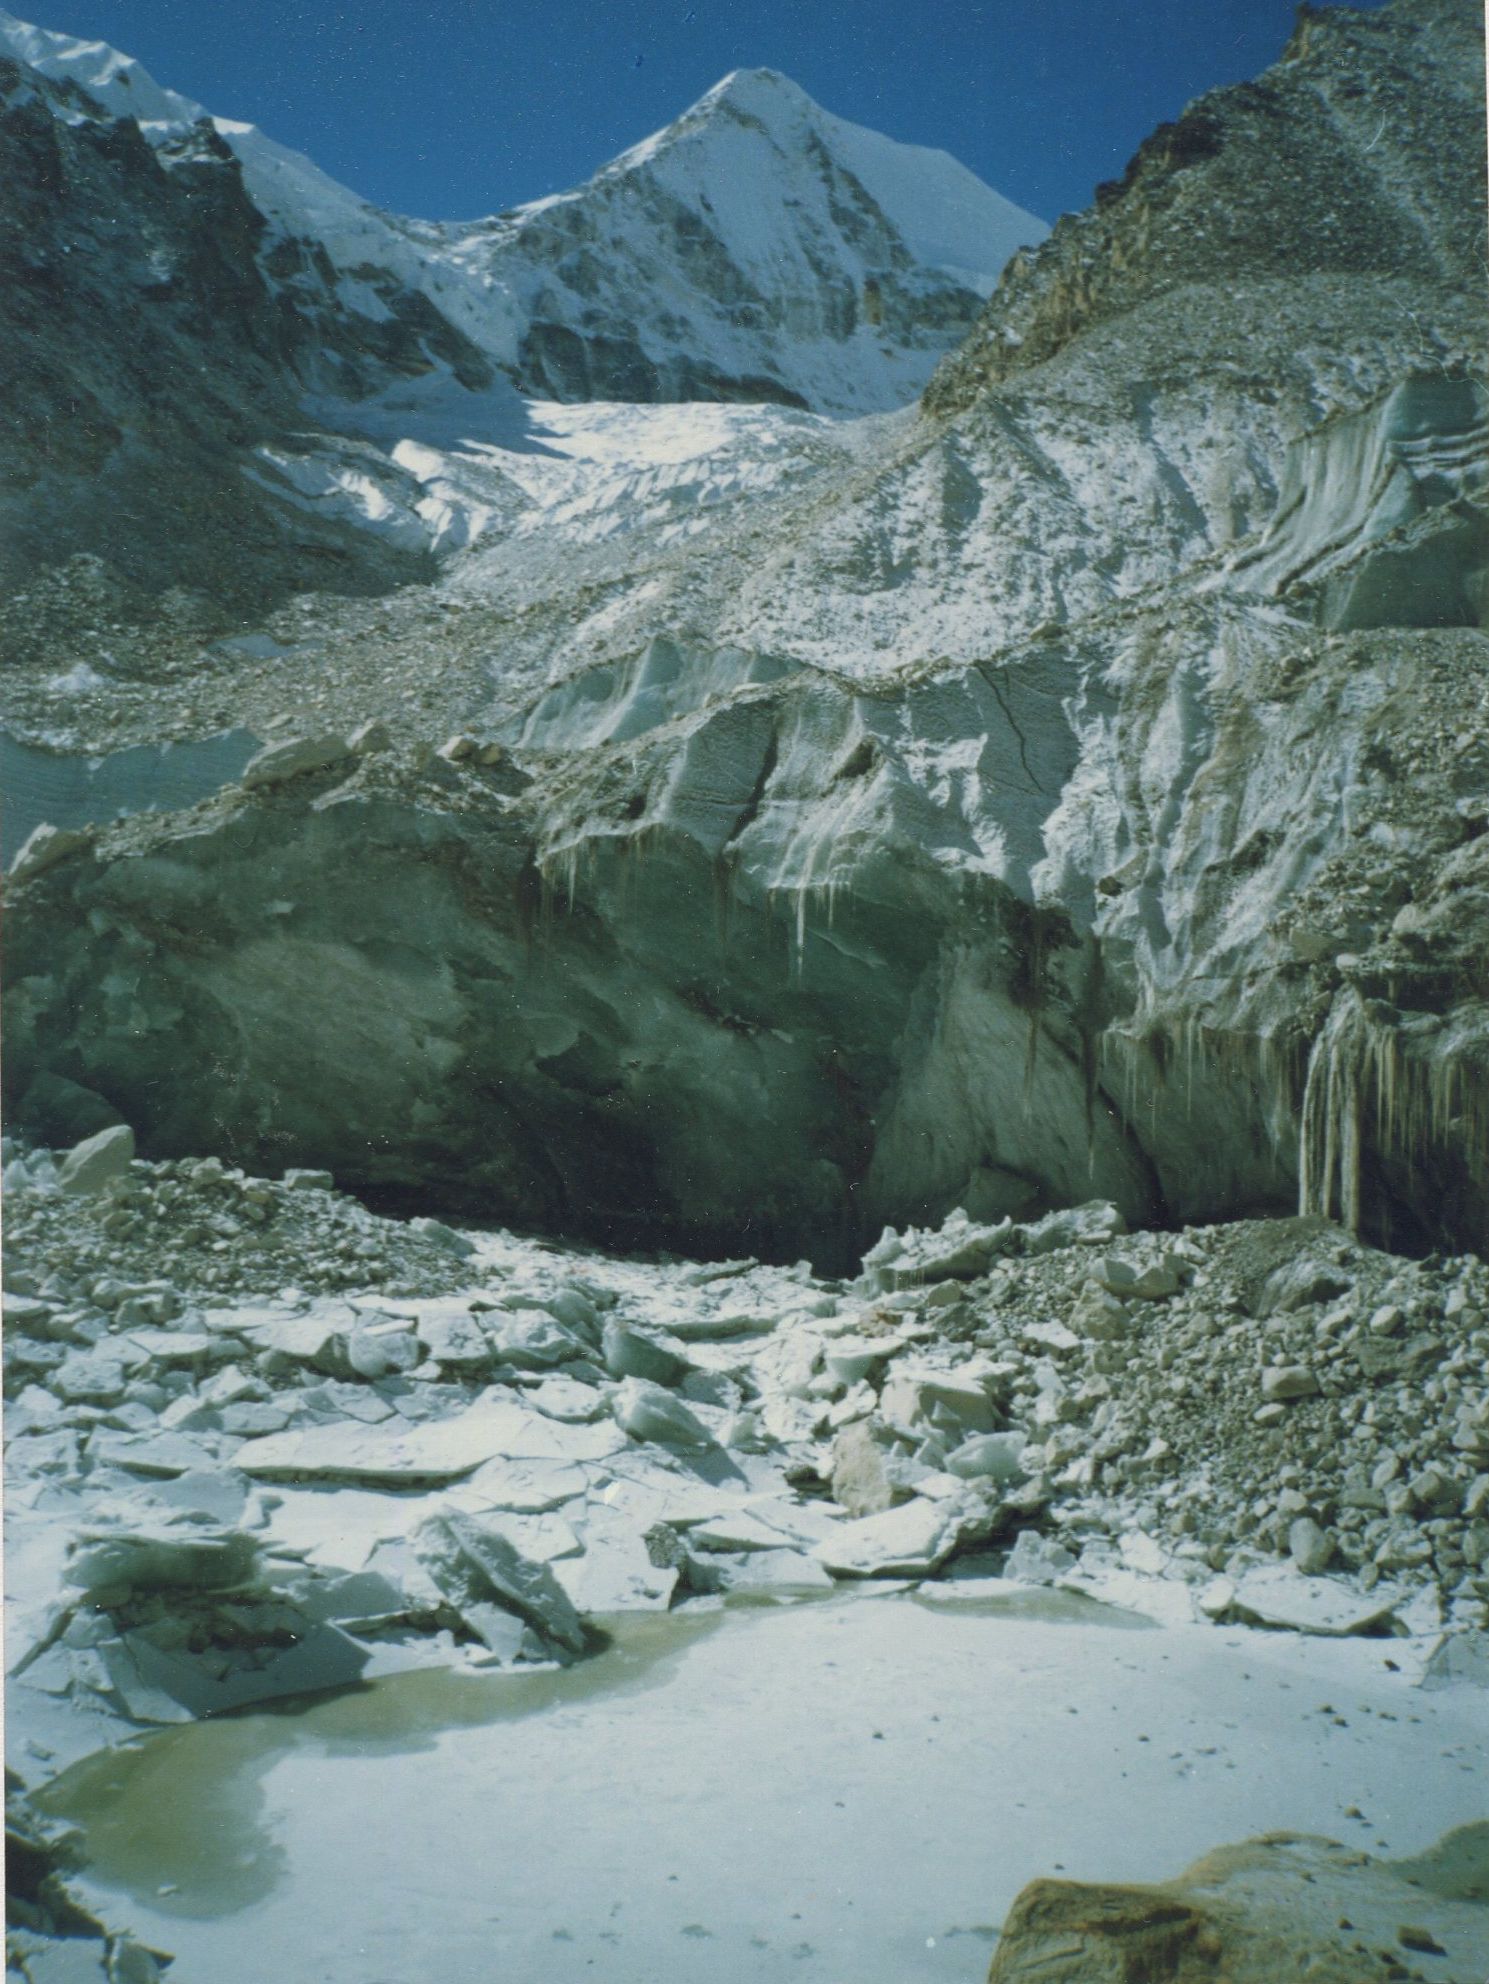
[40,1592,1489,1984]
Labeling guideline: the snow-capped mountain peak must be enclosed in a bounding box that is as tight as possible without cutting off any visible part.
[1,10,1046,418]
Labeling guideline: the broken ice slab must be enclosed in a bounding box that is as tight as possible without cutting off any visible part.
[413,1510,587,1656]
[602,1318,690,1386]
[878,1365,1003,1440]
[525,1375,608,1423]
[89,1432,237,1478]
[234,1393,624,1484]
[459,1456,589,1514]
[815,1490,997,1578]
[550,1508,679,1614]
[716,1548,835,1597]
[1002,1529,1077,1586]
[664,1308,778,1343]
[1018,1201,1126,1254]
[65,1525,261,1600]
[484,1310,590,1369]
[858,1209,1014,1292]
[611,1377,715,1449]
[120,1617,369,1715]
[1231,1563,1406,1637]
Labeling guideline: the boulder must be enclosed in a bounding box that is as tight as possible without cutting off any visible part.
[830,1420,900,1517]
[57,1124,135,1197]
[986,1828,1489,1984]
[1287,1517,1335,1575]
[239,735,350,790]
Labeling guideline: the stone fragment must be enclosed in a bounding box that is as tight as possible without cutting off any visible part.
[1287,1517,1335,1574]
[1071,1283,1131,1339]
[240,735,349,790]
[1257,1258,1353,1316]
[57,1125,135,1197]
[830,1420,899,1516]
[1261,1365,1318,1402]
[1094,1254,1180,1300]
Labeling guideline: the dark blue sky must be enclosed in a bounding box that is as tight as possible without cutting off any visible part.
[42,0,1387,224]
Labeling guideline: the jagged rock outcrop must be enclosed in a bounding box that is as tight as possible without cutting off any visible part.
[4,0,1487,1259]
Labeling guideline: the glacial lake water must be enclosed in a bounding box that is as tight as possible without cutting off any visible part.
[40,1591,1489,1984]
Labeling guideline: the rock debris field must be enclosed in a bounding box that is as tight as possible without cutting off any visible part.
[6,1121,1489,1979]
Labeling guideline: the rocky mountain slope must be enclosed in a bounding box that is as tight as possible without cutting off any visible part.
[4,0,1487,1270]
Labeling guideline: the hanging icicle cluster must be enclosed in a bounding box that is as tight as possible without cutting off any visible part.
[1298,988,1484,1236]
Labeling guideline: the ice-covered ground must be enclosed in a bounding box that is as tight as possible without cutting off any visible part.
[37,1592,1489,1984]
[7,1136,1489,1979]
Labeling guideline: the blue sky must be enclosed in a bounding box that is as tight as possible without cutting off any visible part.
[35,0,1389,223]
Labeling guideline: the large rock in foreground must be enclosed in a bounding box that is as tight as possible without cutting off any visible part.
[986,1826,1489,1983]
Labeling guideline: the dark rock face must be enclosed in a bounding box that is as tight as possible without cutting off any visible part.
[926,0,1486,415]
[0,60,445,618]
